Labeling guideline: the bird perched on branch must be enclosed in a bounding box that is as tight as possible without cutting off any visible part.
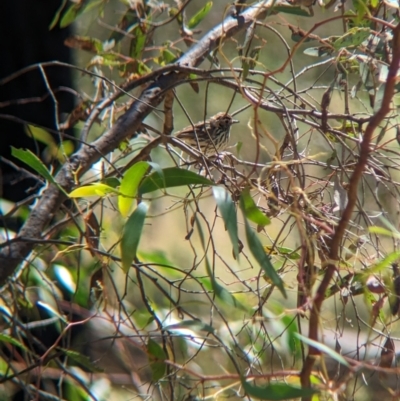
[176,112,239,157]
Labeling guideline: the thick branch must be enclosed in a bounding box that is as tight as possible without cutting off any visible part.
[0,1,277,284]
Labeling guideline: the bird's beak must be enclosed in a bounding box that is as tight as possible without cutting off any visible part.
[232,119,240,124]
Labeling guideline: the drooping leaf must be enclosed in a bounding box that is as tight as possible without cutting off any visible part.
[187,2,213,29]
[69,183,118,198]
[60,0,103,28]
[240,188,270,228]
[49,0,67,29]
[11,147,68,196]
[118,161,149,217]
[213,187,239,260]
[295,333,350,367]
[36,301,68,324]
[58,348,103,373]
[139,167,213,195]
[25,125,55,147]
[164,320,215,334]
[0,333,28,352]
[121,202,149,272]
[12,147,52,183]
[333,28,371,50]
[130,25,147,59]
[147,339,167,382]
[368,226,399,237]
[240,198,285,297]
[242,380,317,400]
[59,2,82,28]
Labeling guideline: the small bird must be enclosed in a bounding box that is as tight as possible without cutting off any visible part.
[176,112,239,157]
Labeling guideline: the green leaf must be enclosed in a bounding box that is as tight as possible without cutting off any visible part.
[12,147,53,183]
[369,226,400,239]
[118,162,149,217]
[147,339,167,382]
[242,380,317,400]
[160,49,177,65]
[11,147,68,196]
[240,188,270,228]
[271,5,312,16]
[131,25,147,59]
[0,333,28,352]
[69,183,118,198]
[58,348,103,373]
[60,0,103,28]
[333,28,371,50]
[139,167,213,195]
[213,187,239,260]
[295,333,350,367]
[240,199,285,296]
[121,202,149,272]
[59,3,82,28]
[361,251,400,276]
[164,320,215,334]
[187,2,213,29]
[49,0,67,29]
[102,177,120,188]
[25,125,55,147]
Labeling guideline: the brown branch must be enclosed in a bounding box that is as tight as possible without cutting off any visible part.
[300,22,400,398]
[0,1,280,284]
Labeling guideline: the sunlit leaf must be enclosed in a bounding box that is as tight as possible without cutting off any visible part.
[69,183,118,198]
[139,167,213,194]
[25,125,55,147]
[240,188,270,228]
[53,264,76,294]
[118,162,149,217]
[121,202,149,272]
[213,187,239,259]
[37,301,68,324]
[369,226,400,239]
[187,2,213,29]
[295,333,350,367]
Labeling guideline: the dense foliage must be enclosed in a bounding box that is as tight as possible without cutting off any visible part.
[1,1,400,400]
